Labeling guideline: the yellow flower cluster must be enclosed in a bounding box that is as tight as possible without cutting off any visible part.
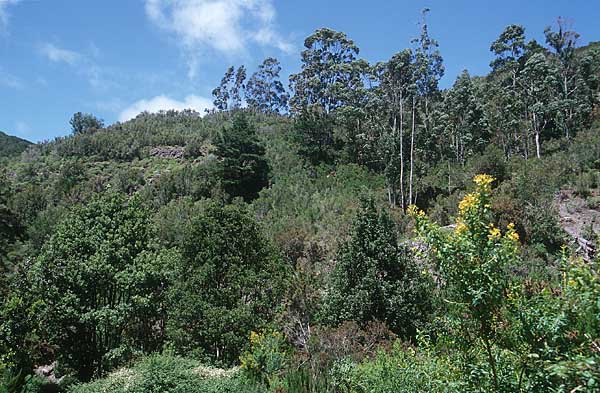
[455,220,468,234]
[458,192,479,214]
[457,175,496,216]
[488,224,501,240]
[407,204,425,218]
[473,174,495,187]
[249,331,262,346]
[505,222,519,242]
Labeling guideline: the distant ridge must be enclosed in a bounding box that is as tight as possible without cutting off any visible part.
[0,130,33,158]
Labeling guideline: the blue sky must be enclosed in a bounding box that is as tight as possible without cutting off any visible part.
[0,0,598,142]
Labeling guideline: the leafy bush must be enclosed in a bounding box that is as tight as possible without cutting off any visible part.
[69,354,263,393]
[322,197,432,339]
[24,193,168,380]
[0,365,26,393]
[165,202,289,365]
[240,331,289,385]
[410,174,521,391]
[331,340,463,393]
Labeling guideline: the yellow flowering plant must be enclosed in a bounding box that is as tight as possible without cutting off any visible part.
[409,174,520,391]
[240,330,289,386]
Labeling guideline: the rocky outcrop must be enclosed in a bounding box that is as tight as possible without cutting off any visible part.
[556,190,599,261]
[149,146,185,159]
[33,362,64,385]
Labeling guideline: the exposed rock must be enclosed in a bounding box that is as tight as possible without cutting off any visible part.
[555,189,599,260]
[33,361,64,384]
[149,146,185,159]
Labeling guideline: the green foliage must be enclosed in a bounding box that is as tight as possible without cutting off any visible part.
[0,131,32,159]
[246,58,289,114]
[69,112,104,135]
[69,354,263,393]
[289,28,362,115]
[253,160,385,263]
[410,174,520,390]
[141,159,221,207]
[323,198,432,339]
[212,66,247,111]
[289,28,368,164]
[240,331,289,386]
[21,374,57,393]
[55,110,211,161]
[0,173,21,276]
[215,114,269,201]
[26,193,166,380]
[331,340,463,393]
[0,365,26,393]
[438,70,488,164]
[165,202,288,365]
[1,16,600,393]
[499,252,600,391]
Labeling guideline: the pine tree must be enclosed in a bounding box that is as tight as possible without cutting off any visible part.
[323,197,431,338]
[215,114,269,201]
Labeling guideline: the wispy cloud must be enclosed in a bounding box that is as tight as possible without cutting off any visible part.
[0,0,20,33]
[0,68,23,89]
[96,98,125,113]
[119,94,213,122]
[38,42,117,90]
[39,43,81,65]
[15,120,31,137]
[145,0,293,78]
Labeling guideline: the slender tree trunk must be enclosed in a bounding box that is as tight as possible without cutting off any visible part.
[399,99,405,210]
[533,112,541,159]
[523,109,529,160]
[388,115,398,208]
[564,75,570,140]
[447,161,451,195]
[409,96,416,206]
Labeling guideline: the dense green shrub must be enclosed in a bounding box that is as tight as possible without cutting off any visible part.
[24,193,167,380]
[141,160,221,207]
[0,131,32,159]
[69,354,263,393]
[322,198,432,339]
[165,202,289,365]
[52,110,212,161]
[240,331,289,386]
[330,341,463,393]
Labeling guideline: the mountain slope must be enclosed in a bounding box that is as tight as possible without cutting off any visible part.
[0,131,32,158]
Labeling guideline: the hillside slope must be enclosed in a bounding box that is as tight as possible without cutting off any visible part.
[0,131,32,158]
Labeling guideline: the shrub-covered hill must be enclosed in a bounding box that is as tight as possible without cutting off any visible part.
[2,19,600,393]
[0,131,32,159]
[0,110,383,263]
[2,110,600,392]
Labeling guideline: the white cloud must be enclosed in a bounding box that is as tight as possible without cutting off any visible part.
[38,42,117,90]
[0,0,19,32]
[39,43,81,65]
[145,0,292,78]
[119,94,213,122]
